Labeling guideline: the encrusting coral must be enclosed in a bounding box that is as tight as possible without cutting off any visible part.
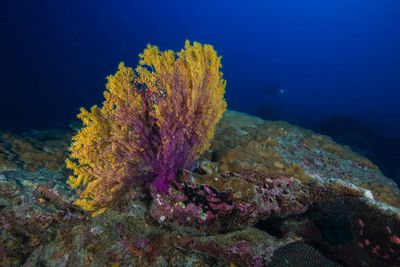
[66,41,227,215]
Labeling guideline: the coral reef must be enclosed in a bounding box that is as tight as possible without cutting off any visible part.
[66,41,226,215]
[0,141,17,171]
[0,130,70,171]
[150,170,310,233]
[1,111,400,266]
[210,112,400,208]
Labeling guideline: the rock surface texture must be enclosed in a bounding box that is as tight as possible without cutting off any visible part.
[1,111,399,266]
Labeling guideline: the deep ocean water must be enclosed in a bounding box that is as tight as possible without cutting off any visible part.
[1,1,400,266]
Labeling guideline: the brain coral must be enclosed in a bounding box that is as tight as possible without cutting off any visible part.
[66,41,227,216]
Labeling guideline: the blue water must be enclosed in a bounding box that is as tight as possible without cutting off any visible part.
[1,0,400,182]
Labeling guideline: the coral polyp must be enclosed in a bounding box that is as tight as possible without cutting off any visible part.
[66,41,227,215]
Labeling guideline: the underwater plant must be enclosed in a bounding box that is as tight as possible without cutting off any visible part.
[66,41,227,216]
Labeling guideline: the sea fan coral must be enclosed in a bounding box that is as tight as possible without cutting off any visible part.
[66,41,227,215]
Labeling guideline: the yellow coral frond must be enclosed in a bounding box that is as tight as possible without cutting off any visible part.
[74,198,96,211]
[104,63,137,109]
[91,207,108,217]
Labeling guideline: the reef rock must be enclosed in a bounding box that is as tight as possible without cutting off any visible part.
[1,111,399,266]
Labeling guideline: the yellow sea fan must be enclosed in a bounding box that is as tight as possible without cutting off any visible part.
[66,41,226,215]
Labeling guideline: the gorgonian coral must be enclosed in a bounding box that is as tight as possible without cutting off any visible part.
[66,41,227,215]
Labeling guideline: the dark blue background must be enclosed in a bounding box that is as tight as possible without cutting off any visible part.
[1,0,400,181]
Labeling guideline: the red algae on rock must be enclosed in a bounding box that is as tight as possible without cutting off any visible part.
[150,170,310,233]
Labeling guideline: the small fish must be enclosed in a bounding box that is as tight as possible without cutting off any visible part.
[249,81,287,96]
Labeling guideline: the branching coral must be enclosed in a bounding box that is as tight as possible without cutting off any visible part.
[66,41,227,215]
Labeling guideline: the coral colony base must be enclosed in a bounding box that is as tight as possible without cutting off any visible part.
[1,42,400,266]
